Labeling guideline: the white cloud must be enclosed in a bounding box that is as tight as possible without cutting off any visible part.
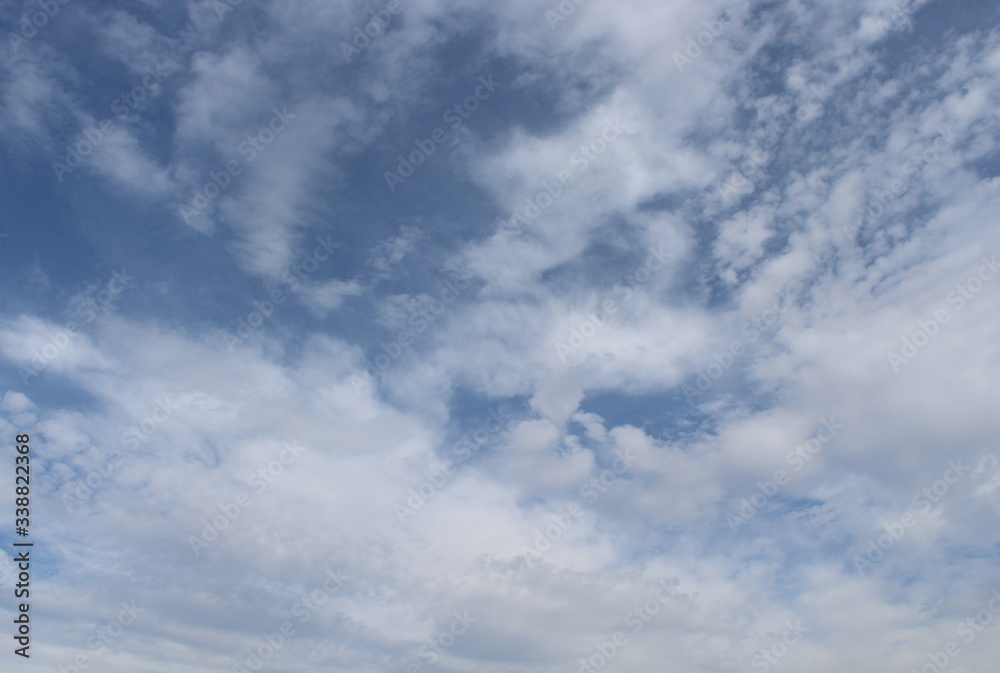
[4,0,1000,671]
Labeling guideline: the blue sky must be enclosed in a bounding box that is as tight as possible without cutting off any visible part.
[2,0,1000,671]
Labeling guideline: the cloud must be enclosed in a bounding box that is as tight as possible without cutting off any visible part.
[2,0,1000,671]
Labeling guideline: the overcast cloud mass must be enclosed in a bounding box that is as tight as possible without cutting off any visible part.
[1,0,1000,672]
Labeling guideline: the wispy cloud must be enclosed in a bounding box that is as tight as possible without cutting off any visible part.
[1,0,999,671]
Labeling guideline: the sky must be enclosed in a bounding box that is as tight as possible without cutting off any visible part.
[1,0,1000,672]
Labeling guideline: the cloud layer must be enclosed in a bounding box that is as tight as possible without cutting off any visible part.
[1,0,1000,671]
